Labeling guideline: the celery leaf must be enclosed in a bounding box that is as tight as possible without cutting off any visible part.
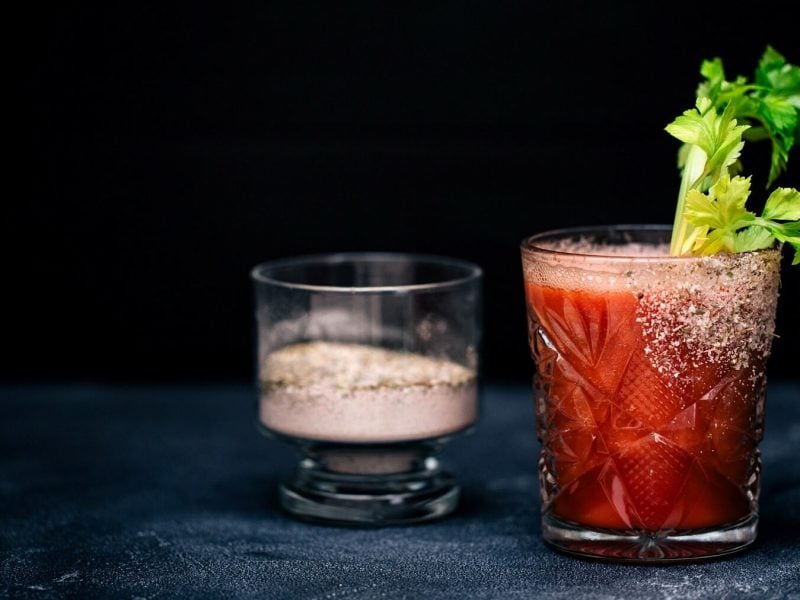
[756,94,799,184]
[691,46,800,187]
[734,226,775,252]
[756,46,800,105]
[763,187,800,221]
[665,100,749,184]
[685,175,755,231]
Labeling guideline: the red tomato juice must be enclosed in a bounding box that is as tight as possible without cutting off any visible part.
[525,282,762,532]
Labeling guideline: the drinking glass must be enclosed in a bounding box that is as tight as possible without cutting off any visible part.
[520,225,781,561]
[252,253,482,525]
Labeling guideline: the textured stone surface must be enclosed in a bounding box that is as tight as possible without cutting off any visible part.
[1,383,798,599]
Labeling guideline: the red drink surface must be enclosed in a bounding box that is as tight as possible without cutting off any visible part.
[525,282,765,532]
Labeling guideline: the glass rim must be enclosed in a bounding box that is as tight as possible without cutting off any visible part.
[251,252,483,293]
[520,224,779,263]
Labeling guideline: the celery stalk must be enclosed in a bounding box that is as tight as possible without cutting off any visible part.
[670,144,708,256]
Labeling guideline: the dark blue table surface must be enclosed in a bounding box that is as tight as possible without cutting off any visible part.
[2,382,799,599]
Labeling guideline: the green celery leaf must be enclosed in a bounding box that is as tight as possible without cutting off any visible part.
[698,57,725,100]
[763,187,800,220]
[757,46,786,78]
[756,46,800,105]
[768,220,800,244]
[777,223,800,265]
[697,227,735,254]
[734,226,775,252]
[782,223,800,255]
[751,47,800,184]
[756,94,798,185]
[709,175,755,225]
[682,225,708,255]
[703,103,750,177]
[665,100,714,152]
[785,221,800,238]
[685,189,721,228]
[705,121,749,174]
[685,175,756,249]
[761,219,800,264]
[665,99,749,180]
[759,95,799,133]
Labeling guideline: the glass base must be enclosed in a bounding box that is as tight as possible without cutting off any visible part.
[279,451,459,525]
[542,513,757,562]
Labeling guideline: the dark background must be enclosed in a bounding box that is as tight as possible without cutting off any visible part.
[18,4,799,384]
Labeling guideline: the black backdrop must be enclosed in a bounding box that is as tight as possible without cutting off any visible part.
[18,4,799,383]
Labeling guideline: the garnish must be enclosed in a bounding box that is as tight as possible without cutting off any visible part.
[666,46,800,264]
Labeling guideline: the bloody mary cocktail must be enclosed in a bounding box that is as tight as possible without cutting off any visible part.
[521,226,781,561]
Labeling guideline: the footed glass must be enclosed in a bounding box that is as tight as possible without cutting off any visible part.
[520,225,782,561]
[252,253,482,525]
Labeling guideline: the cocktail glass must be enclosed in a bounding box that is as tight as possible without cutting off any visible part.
[520,225,782,561]
[252,253,482,525]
